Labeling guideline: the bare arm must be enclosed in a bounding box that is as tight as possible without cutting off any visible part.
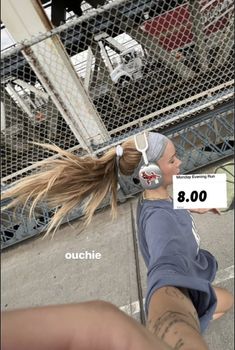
[2,301,172,350]
[147,286,209,350]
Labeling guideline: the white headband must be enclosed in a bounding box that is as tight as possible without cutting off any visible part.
[116,145,124,157]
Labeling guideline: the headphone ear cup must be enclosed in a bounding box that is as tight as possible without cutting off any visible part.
[138,163,163,189]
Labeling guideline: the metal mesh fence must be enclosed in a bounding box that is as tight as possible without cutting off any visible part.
[1,0,234,248]
[1,0,234,184]
[1,104,234,249]
[1,49,81,183]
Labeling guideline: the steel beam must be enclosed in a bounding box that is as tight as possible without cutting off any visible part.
[0,0,156,80]
[84,47,94,92]
[2,0,110,151]
[13,79,49,100]
[215,16,234,68]
[188,0,209,71]
[98,41,114,73]
[1,102,6,131]
[90,41,114,86]
[5,83,34,120]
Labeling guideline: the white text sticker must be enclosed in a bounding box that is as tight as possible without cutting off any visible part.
[173,174,227,209]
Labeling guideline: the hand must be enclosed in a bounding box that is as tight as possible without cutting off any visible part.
[189,208,221,215]
[2,301,171,350]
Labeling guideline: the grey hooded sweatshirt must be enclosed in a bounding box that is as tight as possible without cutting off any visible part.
[136,196,218,333]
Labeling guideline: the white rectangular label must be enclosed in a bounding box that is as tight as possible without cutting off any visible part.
[173,174,227,209]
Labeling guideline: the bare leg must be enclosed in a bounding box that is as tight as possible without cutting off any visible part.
[147,286,209,350]
[212,286,233,320]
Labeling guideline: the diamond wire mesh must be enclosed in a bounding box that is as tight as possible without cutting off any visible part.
[1,106,234,249]
[1,43,81,183]
[1,0,234,185]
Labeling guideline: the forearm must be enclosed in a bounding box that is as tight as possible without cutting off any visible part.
[2,301,171,350]
[147,287,209,350]
[2,303,96,350]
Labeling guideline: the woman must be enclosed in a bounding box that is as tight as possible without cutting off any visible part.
[2,131,233,349]
[133,132,233,349]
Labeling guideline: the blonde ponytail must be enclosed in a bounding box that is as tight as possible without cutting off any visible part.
[1,140,141,237]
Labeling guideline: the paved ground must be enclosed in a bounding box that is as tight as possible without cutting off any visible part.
[1,159,234,349]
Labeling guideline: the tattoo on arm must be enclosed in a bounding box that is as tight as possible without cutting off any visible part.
[148,310,200,340]
[163,287,200,330]
[165,287,185,300]
[174,338,184,349]
[147,288,201,348]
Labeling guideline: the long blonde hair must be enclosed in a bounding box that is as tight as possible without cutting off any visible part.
[1,140,141,236]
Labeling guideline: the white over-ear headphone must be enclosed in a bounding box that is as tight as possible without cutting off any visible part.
[134,132,164,190]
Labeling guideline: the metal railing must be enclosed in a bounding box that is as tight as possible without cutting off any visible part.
[1,0,234,248]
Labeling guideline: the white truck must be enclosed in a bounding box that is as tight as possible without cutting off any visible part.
[110,48,144,87]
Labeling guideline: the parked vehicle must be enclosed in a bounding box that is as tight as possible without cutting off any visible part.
[110,48,145,86]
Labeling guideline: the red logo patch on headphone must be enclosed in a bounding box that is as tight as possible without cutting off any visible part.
[140,171,161,185]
